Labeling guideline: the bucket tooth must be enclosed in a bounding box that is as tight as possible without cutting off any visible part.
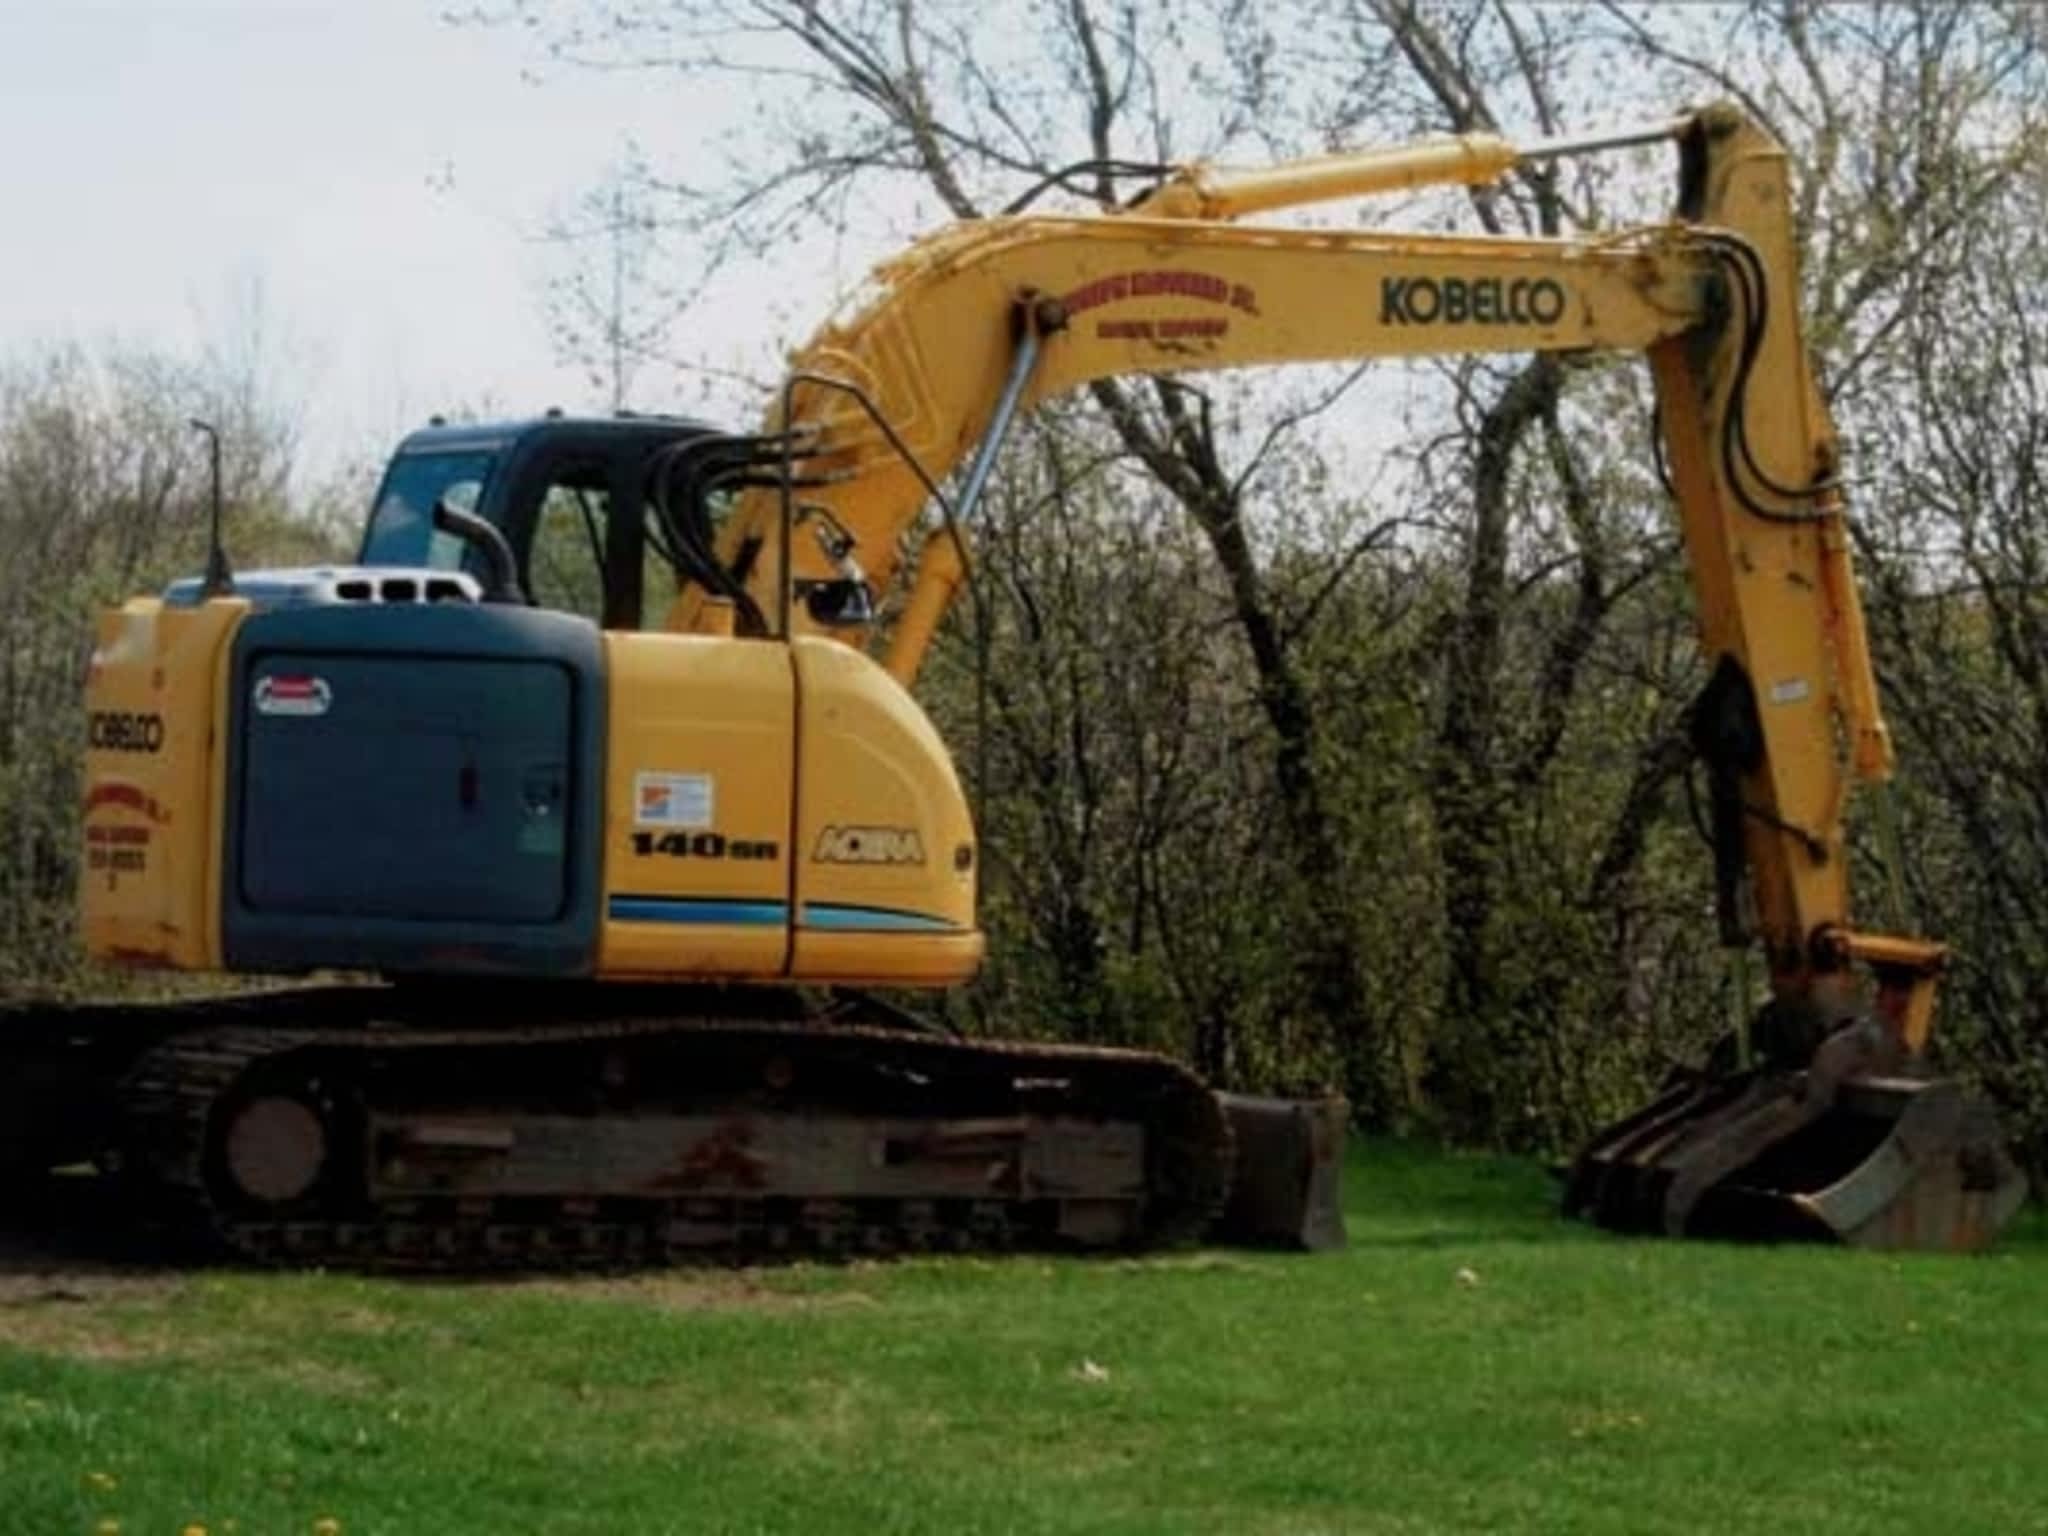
[1657,1076,1834,1237]
[1563,1074,1754,1235]
[1209,1094,1347,1250]
[1568,1060,2027,1252]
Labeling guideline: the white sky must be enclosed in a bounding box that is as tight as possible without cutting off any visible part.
[0,0,757,485]
[0,0,1608,516]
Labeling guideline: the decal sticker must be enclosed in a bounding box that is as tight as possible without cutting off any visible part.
[253,675,332,717]
[87,711,164,753]
[82,782,173,825]
[634,771,714,829]
[629,831,779,861]
[1062,270,1260,317]
[813,825,927,865]
[84,778,172,888]
[800,902,959,932]
[1061,270,1260,345]
[85,820,151,879]
[1768,678,1812,705]
[1379,275,1567,327]
[1095,317,1230,342]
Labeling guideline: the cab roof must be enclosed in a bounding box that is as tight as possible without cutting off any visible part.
[391,412,724,458]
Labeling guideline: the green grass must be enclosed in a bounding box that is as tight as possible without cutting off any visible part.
[3,1143,2045,1535]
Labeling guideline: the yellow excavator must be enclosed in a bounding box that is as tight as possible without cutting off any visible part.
[13,101,2022,1266]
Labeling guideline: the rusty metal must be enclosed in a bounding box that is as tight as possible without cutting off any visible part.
[0,985,1371,1272]
[221,1096,327,1204]
[0,984,1375,1273]
[1209,1093,1348,1250]
[1566,1021,2025,1252]
[1787,1077,2026,1250]
[100,988,1237,1271]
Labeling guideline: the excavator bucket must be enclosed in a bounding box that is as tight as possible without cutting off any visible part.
[1209,1093,1348,1250]
[1565,1060,2025,1252]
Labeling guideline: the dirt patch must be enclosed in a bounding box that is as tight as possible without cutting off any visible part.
[513,1272,882,1315]
[0,1271,183,1308]
[326,1303,401,1336]
[1116,1252,1261,1275]
[0,1181,194,1361]
[0,1291,192,1364]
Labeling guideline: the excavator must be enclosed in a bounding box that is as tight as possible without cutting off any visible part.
[4,100,2023,1268]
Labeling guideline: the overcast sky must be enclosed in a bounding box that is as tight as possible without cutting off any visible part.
[0,0,1464,507]
[0,0,745,482]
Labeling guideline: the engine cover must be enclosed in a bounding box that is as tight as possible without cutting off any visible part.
[221,603,607,977]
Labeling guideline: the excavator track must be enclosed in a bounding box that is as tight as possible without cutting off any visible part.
[95,988,1231,1272]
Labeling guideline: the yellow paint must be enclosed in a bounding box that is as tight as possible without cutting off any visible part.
[789,638,981,985]
[1645,109,1891,981]
[882,521,965,687]
[79,596,247,971]
[592,632,983,984]
[1129,131,1523,220]
[595,631,796,978]
[67,102,1937,1059]
[681,221,1712,647]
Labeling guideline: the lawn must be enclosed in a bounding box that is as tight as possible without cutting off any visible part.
[1,1142,2042,1535]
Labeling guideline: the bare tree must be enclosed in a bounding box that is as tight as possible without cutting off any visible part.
[539,142,691,410]
[470,1,2048,1156]
[0,340,333,997]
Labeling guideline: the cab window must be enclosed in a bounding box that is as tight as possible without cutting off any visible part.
[525,470,612,624]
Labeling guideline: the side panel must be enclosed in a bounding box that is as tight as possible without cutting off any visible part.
[596,634,797,979]
[240,656,574,923]
[222,605,607,976]
[80,598,248,971]
[789,639,982,985]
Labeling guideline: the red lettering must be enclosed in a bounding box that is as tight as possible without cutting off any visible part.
[1061,274,1132,316]
[1064,270,1242,316]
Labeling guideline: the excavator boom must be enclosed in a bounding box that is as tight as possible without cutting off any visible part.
[684,219,1714,653]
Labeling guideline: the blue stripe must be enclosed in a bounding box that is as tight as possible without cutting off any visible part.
[609,896,788,926]
[801,903,962,933]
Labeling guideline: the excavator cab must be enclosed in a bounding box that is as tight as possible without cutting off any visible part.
[357,415,717,631]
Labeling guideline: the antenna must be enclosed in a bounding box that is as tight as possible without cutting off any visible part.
[187,418,235,600]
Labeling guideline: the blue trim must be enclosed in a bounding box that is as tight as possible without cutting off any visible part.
[801,902,962,933]
[609,895,788,926]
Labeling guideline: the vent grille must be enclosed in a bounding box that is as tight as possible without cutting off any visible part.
[164,565,483,609]
[333,576,475,604]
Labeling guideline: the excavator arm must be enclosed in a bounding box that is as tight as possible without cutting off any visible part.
[677,199,1713,661]
[677,106,1855,968]
[657,100,2021,1248]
